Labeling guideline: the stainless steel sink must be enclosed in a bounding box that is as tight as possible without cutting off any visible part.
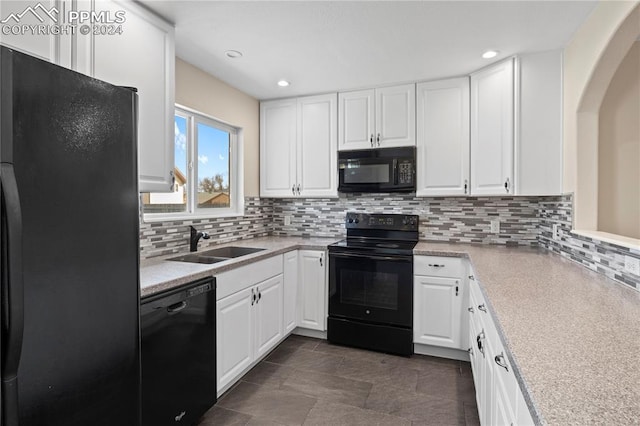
[168,254,229,264]
[198,246,265,258]
[168,246,265,264]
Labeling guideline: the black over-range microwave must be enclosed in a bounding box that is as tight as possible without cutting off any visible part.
[338,146,416,193]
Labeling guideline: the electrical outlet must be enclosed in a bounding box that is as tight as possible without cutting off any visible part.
[624,256,640,276]
[552,224,560,240]
[284,215,292,226]
[490,220,500,234]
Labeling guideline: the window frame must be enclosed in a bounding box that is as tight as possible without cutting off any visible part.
[143,104,244,222]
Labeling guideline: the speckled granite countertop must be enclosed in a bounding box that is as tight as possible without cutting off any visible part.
[140,236,340,298]
[414,242,640,426]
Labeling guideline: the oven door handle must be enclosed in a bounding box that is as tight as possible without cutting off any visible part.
[329,252,413,263]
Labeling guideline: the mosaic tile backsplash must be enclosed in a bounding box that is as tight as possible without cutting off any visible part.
[538,194,640,290]
[139,194,639,291]
[139,197,272,259]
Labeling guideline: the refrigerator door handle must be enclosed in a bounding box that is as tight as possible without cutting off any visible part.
[1,163,25,425]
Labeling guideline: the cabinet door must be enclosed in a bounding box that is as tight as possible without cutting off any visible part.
[338,89,375,150]
[216,287,254,392]
[283,251,298,334]
[414,276,463,349]
[81,0,175,193]
[297,250,326,331]
[260,99,297,197]
[376,84,416,147]
[470,58,514,195]
[416,78,470,196]
[516,50,562,195]
[254,275,284,359]
[297,93,338,197]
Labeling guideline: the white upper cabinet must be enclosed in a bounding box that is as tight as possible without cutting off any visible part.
[516,50,563,195]
[339,84,415,150]
[260,93,337,198]
[0,0,63,63]
[416,78,470,196]
[338,90,375,150]
[260,99,298,197]
[470,58,514,196]
[297,94,338,197]
[75,0,175,193]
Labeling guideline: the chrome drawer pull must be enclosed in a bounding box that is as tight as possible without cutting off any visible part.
[495,352,509,371]
[428,264,445,268]
[468,307,474,313]
[478,304,487,313]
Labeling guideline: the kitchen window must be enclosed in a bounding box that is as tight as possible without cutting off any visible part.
[142,106,243,220]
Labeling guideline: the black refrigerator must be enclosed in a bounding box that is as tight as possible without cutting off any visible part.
[0,46,140,425]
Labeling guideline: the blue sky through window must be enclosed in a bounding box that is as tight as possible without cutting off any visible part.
[197,123,230,191]
[175,115,187,177]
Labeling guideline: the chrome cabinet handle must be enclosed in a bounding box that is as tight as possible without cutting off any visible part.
[478,304,487,313]
[468,307,474,313]
[319,255,323,267]
[464,179,468,194]
[251,288,256,306]
[297,184,301,195]
[291,185,295,196]
[455,284,459,296]
[468,275,475,280]
[494,352,509,371]
[476,330,485,357]
[428,264,445,268]
[257,290,262,303]
[504,177,510,193]
[370,134,374,147]
[170,170,175,190]
[468,347,473,356]
[376,133,380,146]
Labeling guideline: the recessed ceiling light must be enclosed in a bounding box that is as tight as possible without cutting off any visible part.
[482,50,499,59]
[277,80,290,87]
[225,50,243,58]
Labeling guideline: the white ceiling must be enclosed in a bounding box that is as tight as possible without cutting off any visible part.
[138,0,598,100]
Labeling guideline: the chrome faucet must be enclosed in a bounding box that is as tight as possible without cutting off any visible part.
[189,226,210,252]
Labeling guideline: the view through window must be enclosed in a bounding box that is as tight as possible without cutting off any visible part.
[142,107,236,218]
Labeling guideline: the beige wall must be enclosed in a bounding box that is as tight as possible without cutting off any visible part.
[563,1,639,231]
[598,42,640,239]
[175,58,260,197]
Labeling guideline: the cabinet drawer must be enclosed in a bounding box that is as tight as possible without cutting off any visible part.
[217,255,283,300]
[414,256,463,277]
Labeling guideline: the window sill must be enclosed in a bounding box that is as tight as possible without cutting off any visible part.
[571,229,640,252]
[142,210,245,223]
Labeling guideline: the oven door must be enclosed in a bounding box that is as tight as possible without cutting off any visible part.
[328,251,413,327]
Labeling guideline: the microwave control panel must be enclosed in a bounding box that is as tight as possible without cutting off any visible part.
[398,160,414,184]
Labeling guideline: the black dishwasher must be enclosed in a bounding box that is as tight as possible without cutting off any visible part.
[141,277,216,425]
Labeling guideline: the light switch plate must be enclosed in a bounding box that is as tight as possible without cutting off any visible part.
[624,256,640,276]
[490,220,500,234]
[552,224,560,240]
[284,215,292,226]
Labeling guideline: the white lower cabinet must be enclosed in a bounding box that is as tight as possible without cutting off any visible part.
[414,256,467,351]
[216,287,254,392]
[283,251,299,333]
[216,256,285,394]
[468,274,535,426]
[297,250,327,331]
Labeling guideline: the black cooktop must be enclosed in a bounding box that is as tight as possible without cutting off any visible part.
[329,237,418,256]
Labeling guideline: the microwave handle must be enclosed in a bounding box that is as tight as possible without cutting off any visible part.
[393,159,398,185]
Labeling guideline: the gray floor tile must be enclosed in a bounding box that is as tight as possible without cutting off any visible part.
[303,399,412,426]
[201,335,479,426]
[198,406,252,425]
[266,346,344,375]
[463,402,481,426]
[217,381,317,425]
[313,340,389,363]
[281,368,373,408]
[241,361,295,389]
[336,356,419,392]
[415,365,476,404]
[365,384,465,425]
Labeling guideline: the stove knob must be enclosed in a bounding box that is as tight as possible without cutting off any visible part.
[354,218,360,224]
[347,218,354,224]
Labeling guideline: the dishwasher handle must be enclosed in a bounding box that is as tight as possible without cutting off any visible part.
[167,301,188,314]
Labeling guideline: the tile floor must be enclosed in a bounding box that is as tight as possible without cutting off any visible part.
[198,335,480,426]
